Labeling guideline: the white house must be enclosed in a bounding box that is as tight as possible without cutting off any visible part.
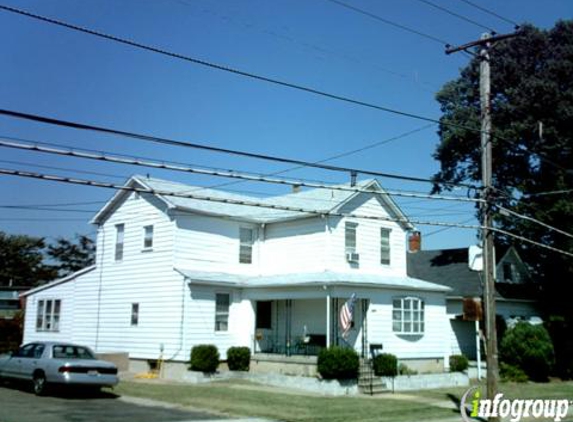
[22,175,452,374]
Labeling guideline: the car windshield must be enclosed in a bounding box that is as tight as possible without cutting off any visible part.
[52,345,96,360]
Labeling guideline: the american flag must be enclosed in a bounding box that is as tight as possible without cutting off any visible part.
[339,293,357,339]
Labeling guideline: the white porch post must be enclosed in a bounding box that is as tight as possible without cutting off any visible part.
[326,291,331,348]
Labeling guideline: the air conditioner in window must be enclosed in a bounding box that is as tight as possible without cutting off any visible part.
[346,252,360,263]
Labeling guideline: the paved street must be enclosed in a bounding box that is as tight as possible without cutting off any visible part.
[0,383,268,422]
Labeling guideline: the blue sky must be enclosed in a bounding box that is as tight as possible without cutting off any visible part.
[0,0,570,249]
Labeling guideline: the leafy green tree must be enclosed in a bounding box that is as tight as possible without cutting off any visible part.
[0,231,56,286]
[47,235,95,277]
[432,21,573,317]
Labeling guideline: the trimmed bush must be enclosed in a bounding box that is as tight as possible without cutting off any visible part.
[190,344,220,373]
[317,346,359,380]
[500,363,528,383]
[398,363,417,376]
[500,322,555,382]
[227,346,251,371]
[373,353,398,377]
[449,354,469,372]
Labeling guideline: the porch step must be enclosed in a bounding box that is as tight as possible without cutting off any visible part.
[358,359,389,395]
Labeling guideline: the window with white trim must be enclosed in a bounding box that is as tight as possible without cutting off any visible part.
[215,293,230,332]
[392,297,424,335]
[239,228,254,264]
[143,225,154,249]
[36,299,61,332]
[115,223,124,261]
[380,228,391,265]
[131,303,139,326]
[345,222,357,254]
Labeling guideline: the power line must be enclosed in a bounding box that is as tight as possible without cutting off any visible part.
[0,159,127,179]
[0,168,484,230]
[0,218,88,221]
[0,111,477,189]
[0,200,105,207]
[323,0,450,46]
[424,216,476,237]
[496,205,573,241]
[3,167,571,258]
[0,137,481,204]
[524,189,573,197]
[0,205,97,213]
[414,0,496,33]
[457,0,520,29]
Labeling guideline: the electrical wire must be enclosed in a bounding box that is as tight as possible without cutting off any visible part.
[0,159,127,180]
[414,0,496,33]
[0,137,482,204]
[323,0,451,46]
[457,0,520,29]
[0,205,97,213]
[0,168,483,230]
[491,227,573,258]
[496,205,573,240]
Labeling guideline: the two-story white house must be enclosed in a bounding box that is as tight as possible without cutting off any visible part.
[21,175,452,374]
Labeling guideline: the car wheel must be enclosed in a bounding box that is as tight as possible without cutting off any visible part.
[32,373,47,396]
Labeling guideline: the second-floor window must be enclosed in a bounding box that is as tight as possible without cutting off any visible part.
[239,228,254,264]
[143,225,154,250]
[503,262,514,282]
[380,228,391,265]
[115,223,124,261]
[345,222,357,254]
[36,299,61,332]
[131,303,139,326]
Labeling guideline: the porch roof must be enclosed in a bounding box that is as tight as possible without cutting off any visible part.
[175,269,450,292]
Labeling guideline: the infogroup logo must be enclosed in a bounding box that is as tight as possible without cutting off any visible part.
[460,387,571,422]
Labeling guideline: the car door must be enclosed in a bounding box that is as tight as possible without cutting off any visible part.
[18,344,45,380]
[3,344,35,379]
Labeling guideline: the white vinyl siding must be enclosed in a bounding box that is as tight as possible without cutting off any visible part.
[239,228,254,264]
[115,223,124,261]
[380,228,391,265]
[36,299,61,332]
[392,297,424,335]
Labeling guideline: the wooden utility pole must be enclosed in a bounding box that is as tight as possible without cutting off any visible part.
[446,30,520,422]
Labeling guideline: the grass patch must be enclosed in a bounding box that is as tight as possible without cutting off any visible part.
[116,379,455,422]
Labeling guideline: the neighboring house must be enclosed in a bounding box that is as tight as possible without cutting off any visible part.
[22,175,452,374]
[407,247,540,360]
[0,286,30,319]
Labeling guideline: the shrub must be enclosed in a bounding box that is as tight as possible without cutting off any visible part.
[227,346,251,371]
[449,354,469,372]
[190,344,220,373]
[500,363,528,383]
[500,322,555,382]
[398,363,417,375]
[317,347,359,380]
[373,353,398,377]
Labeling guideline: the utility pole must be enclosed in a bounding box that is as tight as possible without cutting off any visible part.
[446,30,520,422]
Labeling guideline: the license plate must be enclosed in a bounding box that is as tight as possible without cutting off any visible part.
[87,370,98,376]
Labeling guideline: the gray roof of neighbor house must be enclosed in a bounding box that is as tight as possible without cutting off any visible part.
[91,175,414,229]
[407,248,538,300]
[175,269,451,292]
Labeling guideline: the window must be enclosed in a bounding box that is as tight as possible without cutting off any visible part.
[392,297,424,335]
[215,293,230,332]
[345,222,357,254]
[115,223,125,261]
[380,228,391,265]
[131,303,139,326]
[503,262,514,282]
[36,299,61,332]
[239,228,254,264]
[143,225,154,249]
[256,301,272,329]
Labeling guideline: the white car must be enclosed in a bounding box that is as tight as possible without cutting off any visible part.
[0,341,119,395]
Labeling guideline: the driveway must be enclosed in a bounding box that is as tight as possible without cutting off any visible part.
[0,383,268,422]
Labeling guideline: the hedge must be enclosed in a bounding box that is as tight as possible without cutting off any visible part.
[317,346,359,380]
[227,346,251,371]
[190,344,220,373]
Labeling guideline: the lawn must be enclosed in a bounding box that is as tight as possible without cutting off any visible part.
[116,379,573,422]
[116,379,457,422]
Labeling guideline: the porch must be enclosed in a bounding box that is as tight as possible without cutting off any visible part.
[251,297,370,358]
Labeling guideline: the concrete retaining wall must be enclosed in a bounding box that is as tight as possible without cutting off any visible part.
[382,372,469,391]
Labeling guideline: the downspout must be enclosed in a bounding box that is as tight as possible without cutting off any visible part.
[166,211,185,362]
[94,223,105,351]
